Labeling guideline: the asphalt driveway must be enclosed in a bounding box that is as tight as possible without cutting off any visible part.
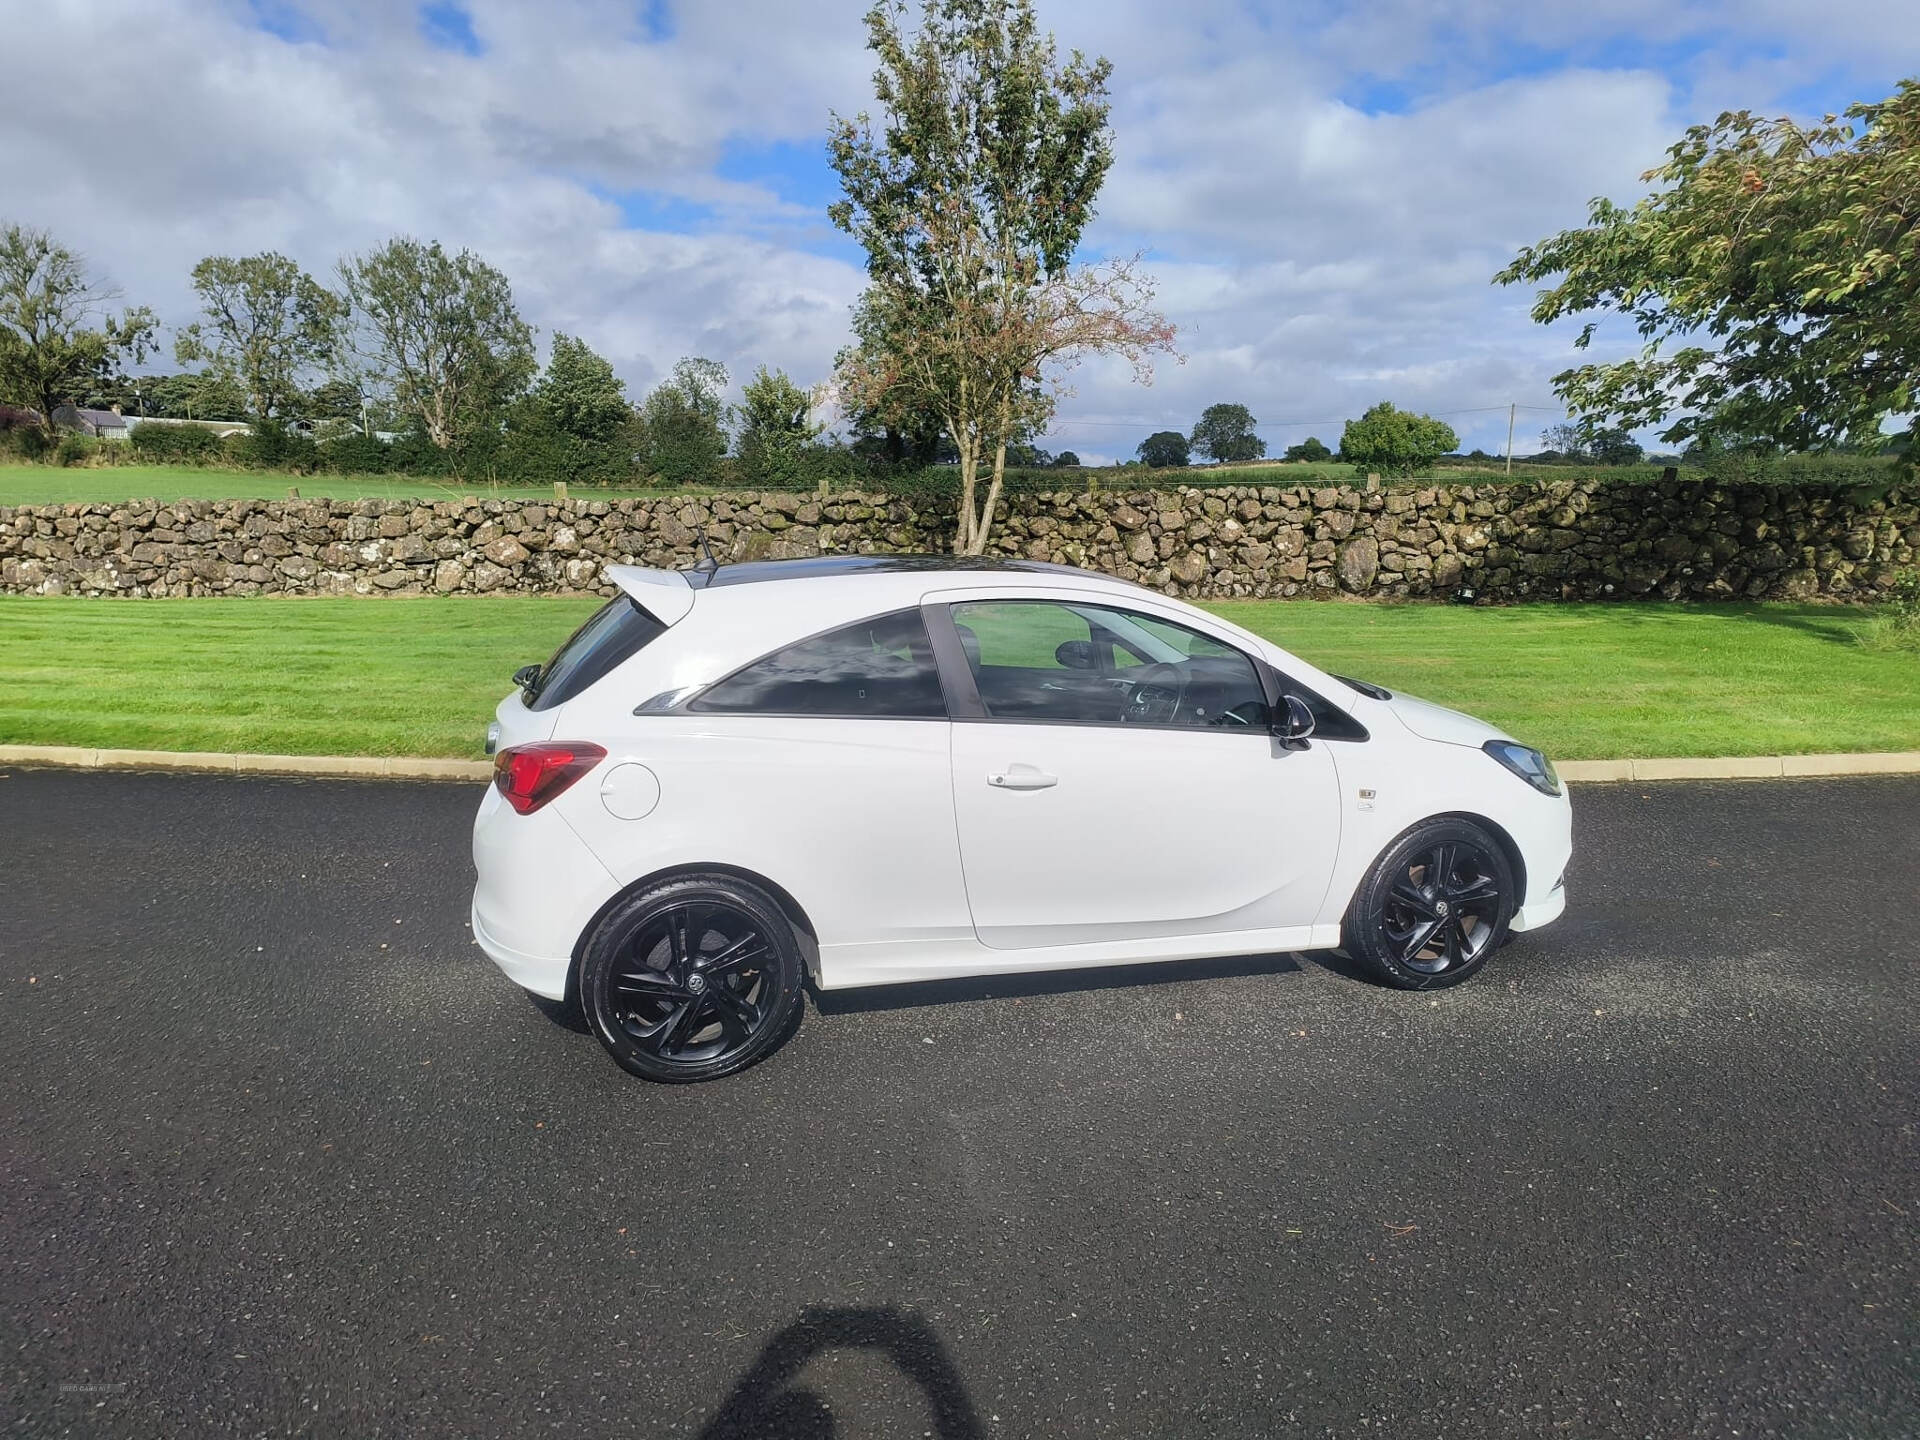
[1,769,1914,1438]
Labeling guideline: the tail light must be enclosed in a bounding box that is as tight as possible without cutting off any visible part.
[492,742,606,815]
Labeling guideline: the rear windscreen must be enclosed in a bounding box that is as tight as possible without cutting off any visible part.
[527,597,667,711]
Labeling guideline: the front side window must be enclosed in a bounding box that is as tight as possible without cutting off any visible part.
[690,609,947,718]
[948,600,1271,730]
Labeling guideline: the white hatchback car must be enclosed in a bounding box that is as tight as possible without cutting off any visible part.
[472,556,1570,1082]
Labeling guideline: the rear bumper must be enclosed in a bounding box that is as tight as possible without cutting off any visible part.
[471,900,572,1000]
[469,784,618,1001]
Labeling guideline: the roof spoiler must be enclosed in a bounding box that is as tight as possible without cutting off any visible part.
[605,565,696,625]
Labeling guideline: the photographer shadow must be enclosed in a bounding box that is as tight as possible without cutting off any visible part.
[699,1305,983,1440]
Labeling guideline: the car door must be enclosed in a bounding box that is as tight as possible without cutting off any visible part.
[932,594,1342,951]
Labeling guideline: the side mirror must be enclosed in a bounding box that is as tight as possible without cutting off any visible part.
[1273,694,1316,749]
[1054,639,1101,670]
[512,663,543,697]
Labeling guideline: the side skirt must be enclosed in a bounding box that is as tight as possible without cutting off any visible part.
[814,923,1343,990]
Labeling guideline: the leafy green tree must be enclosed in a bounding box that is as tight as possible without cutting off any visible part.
[1496,78,1920,451]
[133,370,250,421]
[640,356,730,485]
[1052,450,1081,467]
[0,223,155,437]
[1136,430,1189,467]
[735,366,823,487]
[1588,427,1644,464]
[1190,403,1265,463]
[337,237,535,451]
[504,333,637,485]
[174,252,344,421]
[1340,402,1458,476]
[298,378,368,427]
[1283,436,1331,462]
[829,0,1175,553]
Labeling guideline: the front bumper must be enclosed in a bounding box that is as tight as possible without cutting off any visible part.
[1508,876,1567,933]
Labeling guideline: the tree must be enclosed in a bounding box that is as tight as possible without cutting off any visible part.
[1588,427,1644,464]
[173,252,343,421]
[1495,78,1920,452]
[1190,402,1265,463]
[1052,450,1081,467]
[1283,436,1331,463]
[1540,422,1586,458]
[337,237,535,451]
[300,378,367,425]
[503,333,637,485]
[1137,430,1189,467]
[640,356,730,485]
[735,366,823,487]
[0,223,155,437]
[828,0,1176,554]
[1340,401,1458,476]
[843,387,951,472]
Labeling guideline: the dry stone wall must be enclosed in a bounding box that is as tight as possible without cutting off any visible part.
[2,478,1914,603]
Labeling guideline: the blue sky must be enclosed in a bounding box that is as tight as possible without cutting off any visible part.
[8,0,1916,460]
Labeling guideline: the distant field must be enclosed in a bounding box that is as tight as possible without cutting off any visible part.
[1,595,1912,762]
[0,464,682,506]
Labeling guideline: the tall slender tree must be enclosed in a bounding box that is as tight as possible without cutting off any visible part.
[337,237,535,450]
[0,223,155,437]
[174,252,344,421]
[829,0,1175,553]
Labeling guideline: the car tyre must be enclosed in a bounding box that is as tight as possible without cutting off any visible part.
[579,873,806,1083]
[1344,818,1516,990]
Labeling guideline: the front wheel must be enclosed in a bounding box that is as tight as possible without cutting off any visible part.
[579,874,806,1083]
[1344,819,1515,990]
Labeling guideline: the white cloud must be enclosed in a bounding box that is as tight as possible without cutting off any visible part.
[1,0,1910,459]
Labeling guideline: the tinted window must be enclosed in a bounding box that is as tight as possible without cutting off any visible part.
[690,609,947,718]
[529,597,668,712]
[949,600,1271,730]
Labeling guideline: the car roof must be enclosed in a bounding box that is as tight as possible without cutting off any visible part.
[686,554,1100,589]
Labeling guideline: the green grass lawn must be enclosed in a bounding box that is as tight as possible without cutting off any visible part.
[0,463,681,507]
[1,595,1913,761]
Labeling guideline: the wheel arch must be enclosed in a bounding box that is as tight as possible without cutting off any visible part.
[1427,810,1529,906]
[565,863,823,1004]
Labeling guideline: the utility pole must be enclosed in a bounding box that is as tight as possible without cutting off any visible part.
[1504,403,1516,476]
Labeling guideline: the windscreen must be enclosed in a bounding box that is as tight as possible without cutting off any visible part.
[527,597,667,712]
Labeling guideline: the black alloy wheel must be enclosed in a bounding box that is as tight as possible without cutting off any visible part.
[580,875,806,1082]
[1345,818,1516,989]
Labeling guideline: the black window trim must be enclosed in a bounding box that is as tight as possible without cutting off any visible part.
[923,596,1370,741]
[643,605,954,721]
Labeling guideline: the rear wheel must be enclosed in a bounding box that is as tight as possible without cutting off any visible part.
[579,875,805,1083]
[1344,819,1515,990]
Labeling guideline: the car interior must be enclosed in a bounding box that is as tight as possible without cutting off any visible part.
[952,604,1273,729]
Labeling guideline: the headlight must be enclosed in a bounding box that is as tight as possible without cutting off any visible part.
[1482,739,1561,796]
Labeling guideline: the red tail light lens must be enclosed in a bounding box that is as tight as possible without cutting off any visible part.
[492,742,607,815]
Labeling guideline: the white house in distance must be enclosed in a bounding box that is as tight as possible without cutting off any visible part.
[46,405,252,441]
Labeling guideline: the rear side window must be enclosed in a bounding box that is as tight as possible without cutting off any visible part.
[689,609,946,718]
[528,597,668,712]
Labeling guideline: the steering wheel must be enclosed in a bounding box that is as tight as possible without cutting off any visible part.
[1123,662,1186,725]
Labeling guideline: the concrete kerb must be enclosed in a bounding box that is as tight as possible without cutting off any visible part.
[0,744,491,782]
[3,744,1918,786]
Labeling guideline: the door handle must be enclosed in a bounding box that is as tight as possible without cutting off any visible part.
[987,764,1057,791]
